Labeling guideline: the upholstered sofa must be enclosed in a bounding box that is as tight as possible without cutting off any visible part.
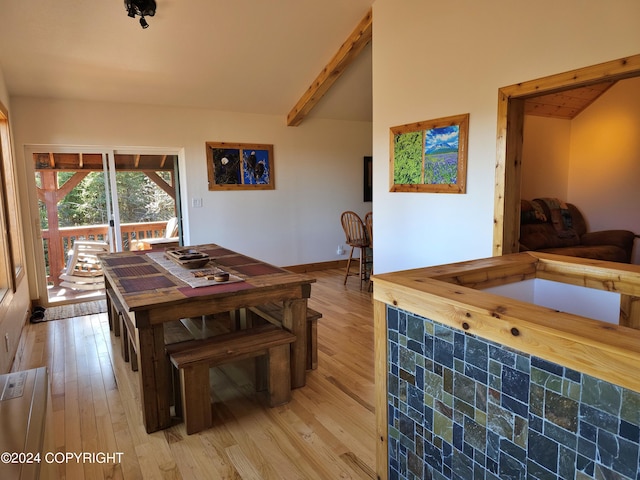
[519,198,636,263]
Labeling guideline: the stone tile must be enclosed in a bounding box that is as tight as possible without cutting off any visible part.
[386,307,640,480]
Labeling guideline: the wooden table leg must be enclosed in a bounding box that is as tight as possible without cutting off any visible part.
[104,280,120,336]
[282,298,307,388]
[136,317,172,433]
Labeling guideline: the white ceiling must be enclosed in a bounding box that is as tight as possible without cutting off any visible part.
[0,0,373,122]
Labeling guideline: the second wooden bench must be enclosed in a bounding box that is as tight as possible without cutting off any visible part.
[107,287,194,372]
[166,324,296,435]
[247,303,322,370]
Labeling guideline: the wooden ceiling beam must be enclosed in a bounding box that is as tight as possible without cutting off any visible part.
[55,172,89,201]
[145,171,175,200]
[33,153,177,171]
[286,8,372,127]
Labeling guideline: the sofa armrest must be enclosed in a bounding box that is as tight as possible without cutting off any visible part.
[580,230,636,261]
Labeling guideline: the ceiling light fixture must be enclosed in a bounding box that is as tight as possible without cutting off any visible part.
[125,0,156,29]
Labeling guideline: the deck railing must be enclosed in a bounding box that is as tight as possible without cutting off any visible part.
[43,221,170,286]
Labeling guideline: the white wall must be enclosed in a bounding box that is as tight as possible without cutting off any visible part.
[521,116,571,201]
[568,77,640,262]
[10,97,372,277]
[372,0,640,274]
[484,279,620,324]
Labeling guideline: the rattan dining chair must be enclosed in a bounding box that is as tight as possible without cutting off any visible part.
[340,211,371,289]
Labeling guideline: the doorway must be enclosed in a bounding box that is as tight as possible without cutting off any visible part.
[493,53,640,257]
[29,147,183,305]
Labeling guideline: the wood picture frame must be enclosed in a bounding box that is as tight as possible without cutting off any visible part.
[390,113,469,193]
[206,142,274,190]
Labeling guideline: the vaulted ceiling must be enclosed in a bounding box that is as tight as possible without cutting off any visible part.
[0,0,374,124]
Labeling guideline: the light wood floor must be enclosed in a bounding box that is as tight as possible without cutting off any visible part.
[12,269,376,480]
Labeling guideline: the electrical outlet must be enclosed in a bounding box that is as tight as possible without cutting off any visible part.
[337,245,345,255]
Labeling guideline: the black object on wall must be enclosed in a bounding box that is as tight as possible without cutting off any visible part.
[364,156,372,202]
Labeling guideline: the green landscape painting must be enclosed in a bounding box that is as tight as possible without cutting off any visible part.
[393,125,460,185]
[390,113,468,193]
[393,131,423,184]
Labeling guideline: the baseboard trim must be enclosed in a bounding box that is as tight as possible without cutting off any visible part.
[284,259,349,273]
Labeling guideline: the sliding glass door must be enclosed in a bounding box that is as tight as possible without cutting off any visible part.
[29,147,182,305]
[106,150,182,253]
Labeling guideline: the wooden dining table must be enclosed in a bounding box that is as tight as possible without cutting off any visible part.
[101,243,315,433]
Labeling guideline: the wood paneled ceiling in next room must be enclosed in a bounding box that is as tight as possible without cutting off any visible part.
[523,81,616,119]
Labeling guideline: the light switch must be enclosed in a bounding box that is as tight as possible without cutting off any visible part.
[192,198,203,208]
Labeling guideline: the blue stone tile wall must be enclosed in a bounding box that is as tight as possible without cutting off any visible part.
[386,306,640,480]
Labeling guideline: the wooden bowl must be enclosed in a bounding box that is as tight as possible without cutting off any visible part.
[183,258,210,269]
[165,248,210,269]
[213,272,229,282]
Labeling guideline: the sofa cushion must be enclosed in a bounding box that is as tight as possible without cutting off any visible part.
[520,199,584,250]
[519,198,635,263]
[520,200,547,224]
[533,198,581,241]
[520,222,580,250]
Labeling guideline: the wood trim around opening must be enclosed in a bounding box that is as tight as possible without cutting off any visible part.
[493,53,640,257]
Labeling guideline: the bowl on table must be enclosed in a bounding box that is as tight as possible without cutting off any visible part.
[165,248,210,269]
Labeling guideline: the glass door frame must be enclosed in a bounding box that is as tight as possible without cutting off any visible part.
[106,147,184,253]
[25,144,186,306]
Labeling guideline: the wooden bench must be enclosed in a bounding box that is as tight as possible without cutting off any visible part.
[107,287,194,371]
[247,303,322,370]
[106,288,137,367]
[123,315,195,372]
[166,324,296,435]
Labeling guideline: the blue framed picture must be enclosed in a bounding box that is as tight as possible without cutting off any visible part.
[206,142,274,190]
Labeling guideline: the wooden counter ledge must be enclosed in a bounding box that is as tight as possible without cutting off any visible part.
[372,252,640,479]
[373,252,640,394]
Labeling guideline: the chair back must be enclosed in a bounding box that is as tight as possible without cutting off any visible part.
[364,211,373,247]
[341,211,369,247]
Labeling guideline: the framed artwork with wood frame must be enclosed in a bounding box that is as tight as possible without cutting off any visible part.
[390,113,469,193]
[206,141,275,190]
